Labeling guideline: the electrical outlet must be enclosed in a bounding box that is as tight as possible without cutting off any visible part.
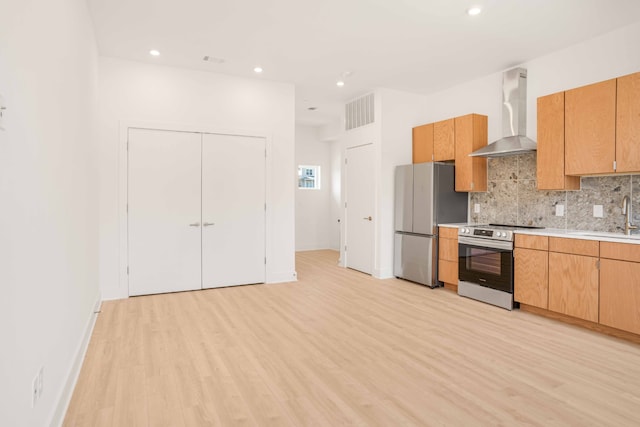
[474,203,480,213]
[555,204,565,217]
[593,205,604,218]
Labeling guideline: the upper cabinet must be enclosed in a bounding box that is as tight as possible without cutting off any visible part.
[538,71,640,178]
[565,79,617,175]
[433,118,455,161]
[455,114,487,192]
[412,114,487,192]
[537,92,580,190]
[616,71,640,173]
[412,123,434,164]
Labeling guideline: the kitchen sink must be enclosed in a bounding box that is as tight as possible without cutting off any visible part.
[568,231,640,240]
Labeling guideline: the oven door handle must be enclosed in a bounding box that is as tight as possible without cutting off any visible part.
[458,235,514,251]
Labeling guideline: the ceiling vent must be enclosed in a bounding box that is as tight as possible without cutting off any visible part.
[345,93,375,130]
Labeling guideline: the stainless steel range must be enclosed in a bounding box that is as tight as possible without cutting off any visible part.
[458,224,543,310]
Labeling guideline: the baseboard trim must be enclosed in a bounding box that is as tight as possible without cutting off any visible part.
[519,304,640,345]
[49,295,101,427]
[266,271,298,284]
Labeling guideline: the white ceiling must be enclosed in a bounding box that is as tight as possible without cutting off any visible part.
[87,0,640,126]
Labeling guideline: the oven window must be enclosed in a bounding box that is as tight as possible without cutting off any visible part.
[467,247,501,276]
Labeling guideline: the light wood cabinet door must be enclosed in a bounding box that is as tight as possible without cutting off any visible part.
[548,252,599,322]
[412,123,434,164]
[616,71,640,173]
[565,79,616,175]
[438,233,458,286]
[433,118,455,161]
[536,92,580,190]
[514,248,549,309]
[600,259,640,335]
[454,114,487,192]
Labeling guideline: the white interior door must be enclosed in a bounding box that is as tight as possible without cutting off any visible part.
[345,143,375,274]
[128,129,202,296]
[202,134,266,288]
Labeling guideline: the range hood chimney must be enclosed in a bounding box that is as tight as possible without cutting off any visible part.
[470,68,537,157]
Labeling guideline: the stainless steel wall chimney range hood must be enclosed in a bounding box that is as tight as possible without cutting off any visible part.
[470,68,537,157]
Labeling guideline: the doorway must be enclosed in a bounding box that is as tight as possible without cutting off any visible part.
[345,143,374,274]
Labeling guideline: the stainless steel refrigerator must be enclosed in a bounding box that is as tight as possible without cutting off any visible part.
[394,162,468,287]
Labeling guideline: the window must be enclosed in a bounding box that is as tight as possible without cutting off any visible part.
[298,165,320,189]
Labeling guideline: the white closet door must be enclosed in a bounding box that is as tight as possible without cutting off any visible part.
[128,129,202,296]
[202,134,266,288]
[345,143,375,274]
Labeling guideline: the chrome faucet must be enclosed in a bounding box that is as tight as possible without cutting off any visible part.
[622,195,638,235]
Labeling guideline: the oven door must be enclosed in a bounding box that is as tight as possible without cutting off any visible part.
[458,236,513,293]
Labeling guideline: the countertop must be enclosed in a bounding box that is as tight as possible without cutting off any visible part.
[438,223,640,245]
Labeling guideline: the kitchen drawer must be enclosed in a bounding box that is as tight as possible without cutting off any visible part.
[515,234,549,250]
[549,237,599,257]
[439,227,459,239]
[600,241,640,263]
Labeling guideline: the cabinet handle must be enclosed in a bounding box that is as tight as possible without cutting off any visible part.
[203,222,215,227]
[363,216,372,221]
[189,222,200,227]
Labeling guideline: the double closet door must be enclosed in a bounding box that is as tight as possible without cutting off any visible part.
[128,128,266,296]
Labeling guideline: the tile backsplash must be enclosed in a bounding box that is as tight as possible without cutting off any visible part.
[469,153,640,233]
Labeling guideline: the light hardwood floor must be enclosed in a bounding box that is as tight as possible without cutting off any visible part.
[64,250,640,426]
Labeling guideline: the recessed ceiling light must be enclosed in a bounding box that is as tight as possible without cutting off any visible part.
[149,49,160,56]
[467,6,482,16]
[254,66,263,73]
[336,80,345,87]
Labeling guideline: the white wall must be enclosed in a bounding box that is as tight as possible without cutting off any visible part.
[0,0,101,425]
[295,125,333,251]
[376,88,430,278]
[97,57,296,299]
[422,21,640,145]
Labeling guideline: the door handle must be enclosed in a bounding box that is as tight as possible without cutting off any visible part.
[363,216,372,221]
[189,222,200,227]
[203,222,215,227]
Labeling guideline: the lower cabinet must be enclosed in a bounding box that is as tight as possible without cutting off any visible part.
[438,227,459,289]
[514,235,549,309]
[514,234,640,340]
[599,242,640,335]
[514,248,549,309]
[600,259,640,335]
[548,252,599,323]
